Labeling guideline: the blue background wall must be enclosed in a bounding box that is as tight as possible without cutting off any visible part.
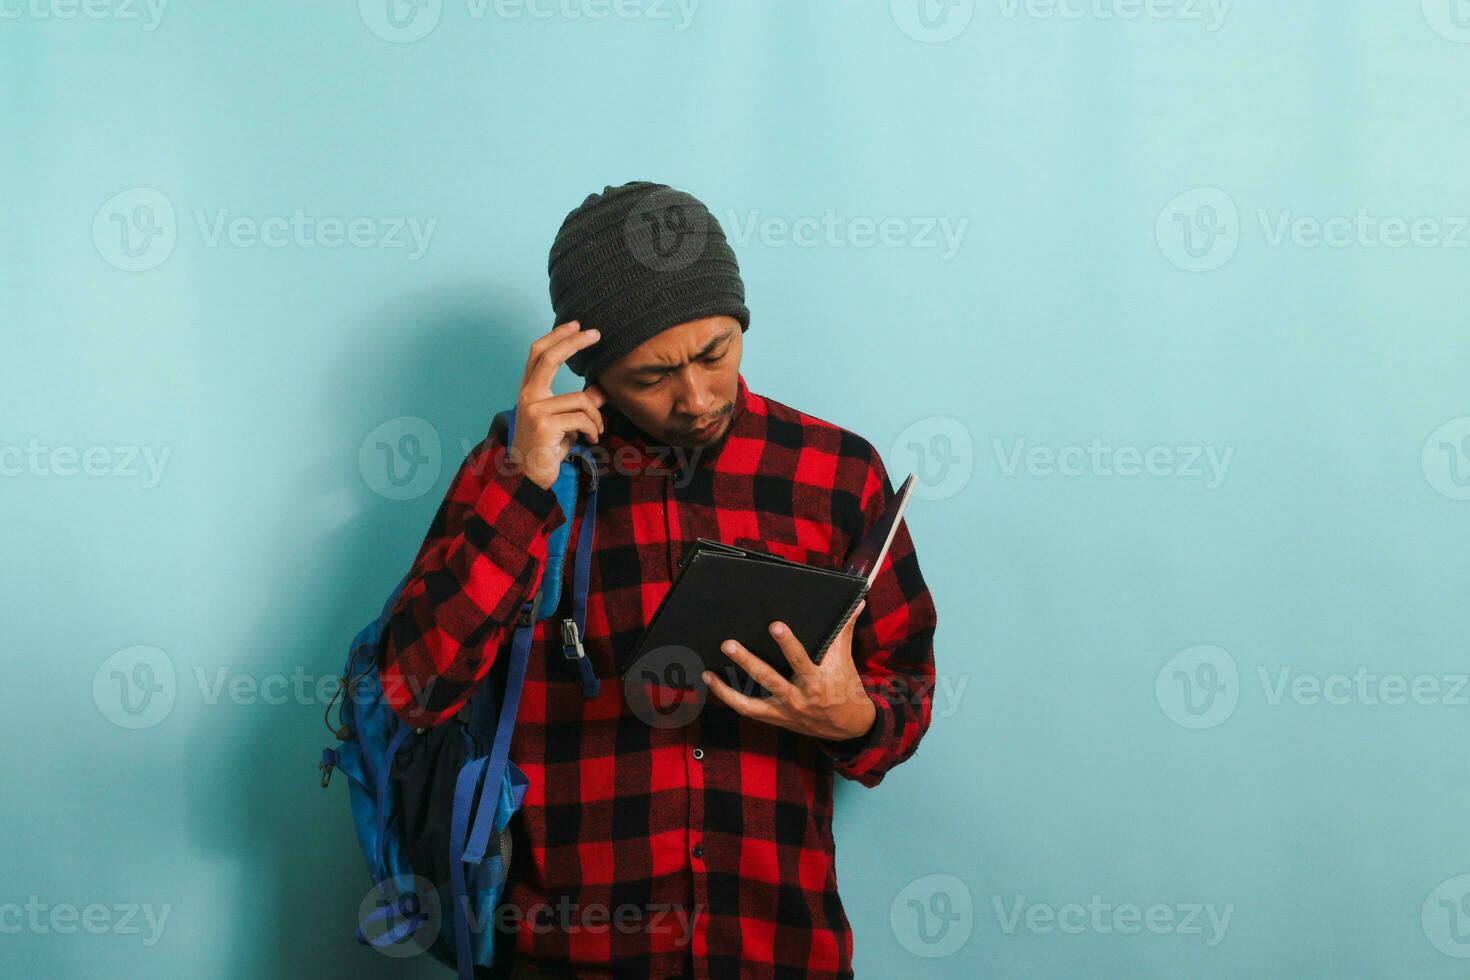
[5,2,1470,976]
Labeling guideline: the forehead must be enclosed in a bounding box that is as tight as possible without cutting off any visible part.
[625,315,737,366]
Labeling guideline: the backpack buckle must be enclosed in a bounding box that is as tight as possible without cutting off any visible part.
[560,618,586,660]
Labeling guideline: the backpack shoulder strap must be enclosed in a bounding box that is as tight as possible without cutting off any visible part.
[493,406,576,620]
[489,405,601,696]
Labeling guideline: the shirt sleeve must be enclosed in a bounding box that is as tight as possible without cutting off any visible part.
[813,443,940,787]
[378,420,567,728]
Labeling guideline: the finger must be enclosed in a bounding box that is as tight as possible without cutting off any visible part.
[542,409,600,446]
[583,381,609,411]
[702,670,791,727]
[822,599,867,668]
[718,639,796,703]
[517,411,599,472]
[525,325,600,396]
[766,620,817,680]
[836,599,866,643]
[536,392,606,436]
[523,321,580,387]
[527,328,600,396]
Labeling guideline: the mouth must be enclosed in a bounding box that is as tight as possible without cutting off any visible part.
[686,415,723,438]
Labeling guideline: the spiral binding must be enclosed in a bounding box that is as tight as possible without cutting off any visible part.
[813,585,868,663]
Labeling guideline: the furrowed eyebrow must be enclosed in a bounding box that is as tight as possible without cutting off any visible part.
[628,328,734,377]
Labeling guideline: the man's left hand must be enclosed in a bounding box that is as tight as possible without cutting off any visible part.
[702,599,875,741]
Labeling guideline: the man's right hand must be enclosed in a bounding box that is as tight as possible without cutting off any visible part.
[509,320,608,491]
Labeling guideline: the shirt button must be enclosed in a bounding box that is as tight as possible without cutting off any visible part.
[691,747,704,761]
[692,843,703,859]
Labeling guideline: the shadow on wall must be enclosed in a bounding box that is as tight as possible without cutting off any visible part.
[182,283,544,978]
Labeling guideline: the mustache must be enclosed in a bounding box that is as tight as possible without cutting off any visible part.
[683,406,729,433]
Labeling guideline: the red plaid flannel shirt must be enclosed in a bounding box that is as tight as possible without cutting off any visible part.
[380,372,939,979]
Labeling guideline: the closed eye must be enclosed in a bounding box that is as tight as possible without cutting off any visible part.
[635,350,726,388]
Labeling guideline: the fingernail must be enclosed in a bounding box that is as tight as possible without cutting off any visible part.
[721,640,735,654]
[700,671,713,685]
[770,623,785,636]
[587,329,600,338]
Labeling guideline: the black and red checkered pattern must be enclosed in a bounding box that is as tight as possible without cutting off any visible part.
[379,372,940,979]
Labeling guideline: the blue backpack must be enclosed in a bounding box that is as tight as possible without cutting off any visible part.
[319,406,601,978]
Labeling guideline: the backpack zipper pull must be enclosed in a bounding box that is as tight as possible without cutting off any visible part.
[560,617,586,660]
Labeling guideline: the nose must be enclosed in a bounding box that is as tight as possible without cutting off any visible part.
[674,374,712,420]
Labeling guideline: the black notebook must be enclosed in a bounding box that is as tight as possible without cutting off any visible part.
[621,474,917,692]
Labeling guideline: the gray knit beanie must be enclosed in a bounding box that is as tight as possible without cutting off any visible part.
[547,181,751,379]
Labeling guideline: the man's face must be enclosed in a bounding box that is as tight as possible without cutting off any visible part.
[594,315,744,448]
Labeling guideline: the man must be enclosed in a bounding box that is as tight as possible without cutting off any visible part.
[379,181,939,979]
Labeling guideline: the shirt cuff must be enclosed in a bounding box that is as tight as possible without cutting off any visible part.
[813,689,890,767]
[473,459,567,552]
